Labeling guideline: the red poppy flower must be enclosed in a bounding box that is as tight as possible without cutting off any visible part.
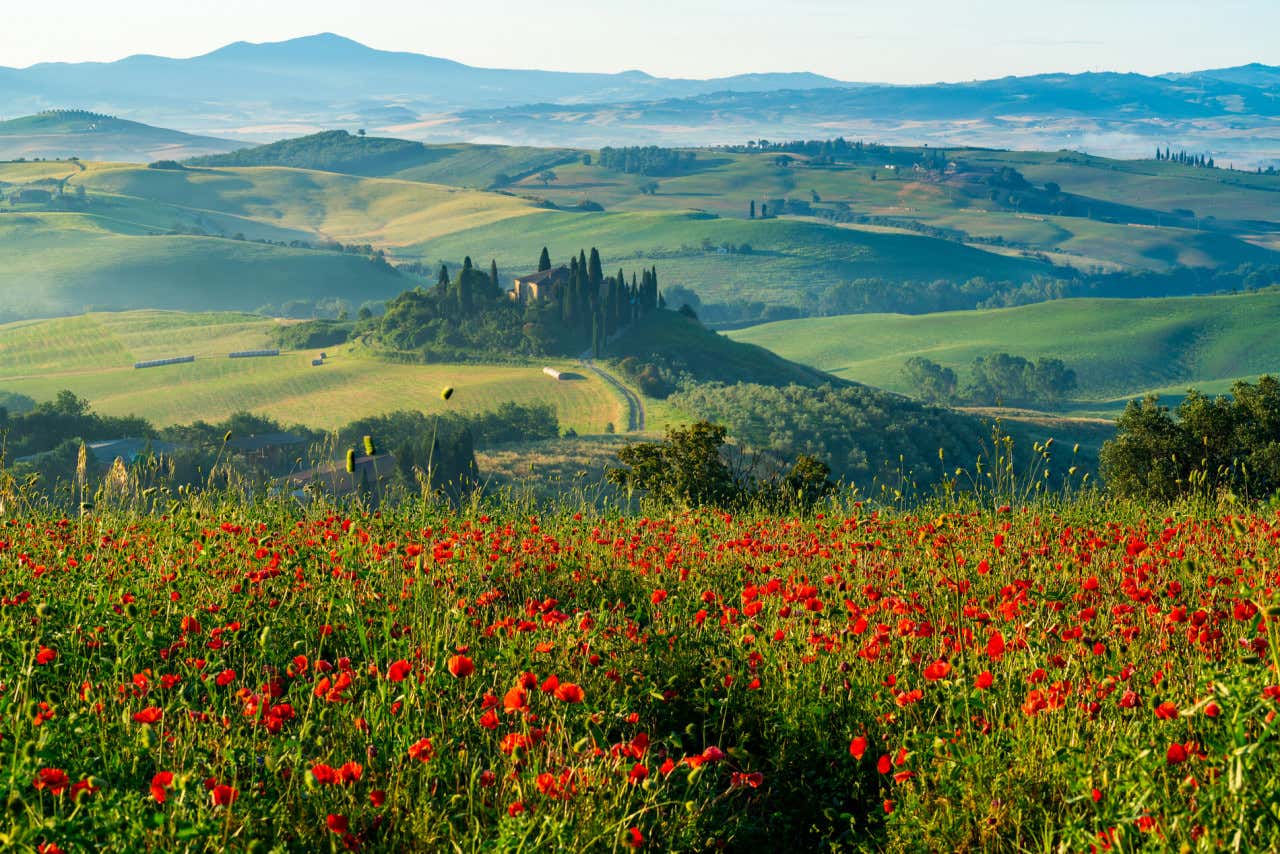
[849,735,868,760]
[626,826,644,848]
[36,646,56,665]
[923,660,951,681]
[132,706,163,725]
[447,655,474,678]
[150,771,174,803]
[1166,743,1188,765]
[326,814,348,834]
[974,671,994,690]
[877,754,892,774]
[554,682,585,704]
[387,659,411,682]
[370,790,387,806]
[210,784,238,807]
[408,737,435,762]
[215,669,236,687]
[311,763,337,785]
[503,686,528,713]
[33,768,71,795]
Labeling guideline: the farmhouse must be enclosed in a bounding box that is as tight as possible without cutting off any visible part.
[509,266,570,302]
[287,453,399,507]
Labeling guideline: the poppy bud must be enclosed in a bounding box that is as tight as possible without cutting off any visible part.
[346,449,356,473]
[363,435,376,456]
[441,386,454,401]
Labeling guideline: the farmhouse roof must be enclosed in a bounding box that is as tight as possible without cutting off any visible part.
[513,266,569,284]
[227,432,306,452]
[87,437,183,463]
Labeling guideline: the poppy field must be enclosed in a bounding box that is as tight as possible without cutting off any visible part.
[4,496,1280,852]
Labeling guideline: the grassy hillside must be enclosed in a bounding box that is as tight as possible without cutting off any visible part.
[0,212,408,320]
[414,209,1049,307]
[607,311,835,388]
[0,110,240,161]
[0,311,626,433]
[729,289,1280,413]
[76,164,540,247]
[187,130,578,187]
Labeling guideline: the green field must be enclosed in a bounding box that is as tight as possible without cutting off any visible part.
[730,289,1280,414]
[410,209,1047,307]
[4,138,1278,323]
[0,311,629,433]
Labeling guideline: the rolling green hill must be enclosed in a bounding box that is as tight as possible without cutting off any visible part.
[0,110,240,162]
[729,289,1280,414]
[412,209,1050,308]
[186,130,578,188]
[0,212,408,320]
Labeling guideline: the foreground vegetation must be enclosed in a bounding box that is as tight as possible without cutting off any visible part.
[3,485,1280,851]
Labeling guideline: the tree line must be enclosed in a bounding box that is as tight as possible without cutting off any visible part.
[1101,376,1280,500]
[903,354,1078,408]
[596,146,695,176]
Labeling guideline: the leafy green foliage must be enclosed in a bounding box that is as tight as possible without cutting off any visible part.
[1100,376,1280,500]
[596,146,697,176]
[608,421,744,507]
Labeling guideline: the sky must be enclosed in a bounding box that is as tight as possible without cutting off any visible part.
[4,0,1276,83]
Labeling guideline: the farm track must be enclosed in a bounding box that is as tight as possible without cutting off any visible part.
[581,358,645,432]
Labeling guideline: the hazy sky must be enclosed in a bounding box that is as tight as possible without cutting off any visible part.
[4,0,1275,82]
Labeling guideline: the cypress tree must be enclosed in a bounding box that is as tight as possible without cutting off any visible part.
[538,247,551,272]
[457,257,474,314]
[749,199,756,218]
[490,258,500,293]
[588,247,603,290]
[437,264,450,292]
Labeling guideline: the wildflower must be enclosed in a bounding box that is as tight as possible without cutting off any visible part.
[150,771,174,803]
[1166,743,1188,765]
[408,737,435,762]
[33,768,71,795]
[327,814,349,834]
[387,660,411,682]
[447,655,474,678]
[974,671,994,690]
[554,682,585,704]
[923,660,951,681]
[133,706,163,725]
[210,784,238,807]
[36,646,56,665]
[503,686,528,713]
[849,735,868,760]
[626,827,644,848]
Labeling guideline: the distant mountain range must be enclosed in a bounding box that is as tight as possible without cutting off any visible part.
[1,34,1277,164]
